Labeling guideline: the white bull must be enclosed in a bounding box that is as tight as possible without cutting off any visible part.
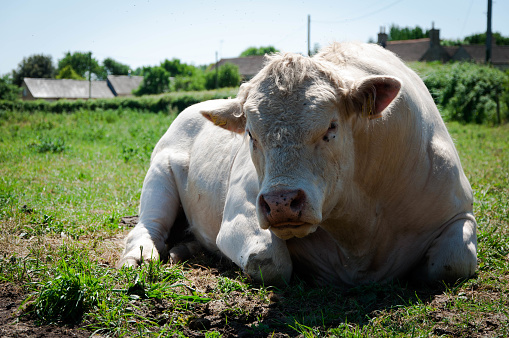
[119,42,477,286]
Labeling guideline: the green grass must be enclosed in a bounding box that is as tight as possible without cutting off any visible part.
[0,108,508,337]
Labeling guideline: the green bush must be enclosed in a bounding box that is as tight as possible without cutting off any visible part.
[421,62,508,124]
[0,75,21,101]
[0,88,238,114]
[205,63,241,90]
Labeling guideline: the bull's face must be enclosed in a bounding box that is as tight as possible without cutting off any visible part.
[243,79,343,239]
[202,54,400,239]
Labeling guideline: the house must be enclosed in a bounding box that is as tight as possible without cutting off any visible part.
[21,75,144,101]
[377,26,509,69]
[106,75,144,97]
[22,78,114,101]
[211,55,266,80]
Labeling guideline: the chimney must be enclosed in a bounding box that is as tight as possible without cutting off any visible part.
[429,21,440,48]
[378,26,388,48]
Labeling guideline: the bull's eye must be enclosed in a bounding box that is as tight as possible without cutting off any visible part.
[322,121,338,142]
[247,130,258,150]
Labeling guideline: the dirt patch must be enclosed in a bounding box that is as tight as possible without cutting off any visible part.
[0,283,90,338]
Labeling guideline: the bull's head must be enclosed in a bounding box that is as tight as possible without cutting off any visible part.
[201,53,401,240]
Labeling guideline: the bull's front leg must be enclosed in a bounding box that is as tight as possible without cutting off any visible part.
[413,213,477,283]
[118,151,181,268]
[218,161,292,286]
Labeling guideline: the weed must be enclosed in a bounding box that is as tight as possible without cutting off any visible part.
[28,136,66,153]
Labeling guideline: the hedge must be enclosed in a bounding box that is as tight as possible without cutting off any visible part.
[418,62,509,124]
[0,88,238,114]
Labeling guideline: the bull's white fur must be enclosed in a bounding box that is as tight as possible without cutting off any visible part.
[120,42,477,286]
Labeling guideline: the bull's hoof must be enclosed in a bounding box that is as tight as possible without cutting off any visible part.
[116,256,141,269]
[169,241,202,263]
[243,253,291,287]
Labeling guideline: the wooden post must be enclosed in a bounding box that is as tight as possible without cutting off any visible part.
[486,0,492,64]
[308,15,311,56]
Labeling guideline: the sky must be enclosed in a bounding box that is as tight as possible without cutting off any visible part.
[1,0,508,76]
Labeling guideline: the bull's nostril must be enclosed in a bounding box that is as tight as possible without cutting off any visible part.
[290,190,305,212]
[259,195,271,215]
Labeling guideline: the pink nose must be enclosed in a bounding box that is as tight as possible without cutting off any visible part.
[258,189,307,227]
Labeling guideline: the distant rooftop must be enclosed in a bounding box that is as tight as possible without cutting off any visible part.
[107,75,143,96]
[23,78,114,100]
[212,55,266,79]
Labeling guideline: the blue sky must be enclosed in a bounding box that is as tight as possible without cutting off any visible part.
[1,0,508,75]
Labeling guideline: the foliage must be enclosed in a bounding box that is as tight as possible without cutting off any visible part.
[464,32,509,46]
[172,73,206,92]
[57,51,104,80]
[55,65,85,80]
[420,62,508,124]
[133,66,171,96]
[102,57,130,76]
[134,59,207,95]
[388,24,427,41]
[240,46,279,57]
[0,75,21,101]
[12,54,56,86]
[205,63,241,89]
[0,87,238,114]
[161,58,197,77]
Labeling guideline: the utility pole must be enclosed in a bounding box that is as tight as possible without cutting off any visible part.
[88,52,92,99]
[215,51,219,89]
[486,0,492,64]
[307,15,311,56]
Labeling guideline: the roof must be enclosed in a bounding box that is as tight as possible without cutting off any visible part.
[107,75,143,96]
[386,38,430,62]
[213,55,266,78]
[23,78,114,99]
[458,44,509,65]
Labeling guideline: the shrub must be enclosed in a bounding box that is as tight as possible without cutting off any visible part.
[205,63,241,90]
[422,62,508,124]
[0,75,21,101]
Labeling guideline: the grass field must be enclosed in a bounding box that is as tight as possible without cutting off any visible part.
[0,108,508,337]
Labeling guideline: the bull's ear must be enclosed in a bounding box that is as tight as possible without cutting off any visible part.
[349,76,401,119]
[200,99,246,133]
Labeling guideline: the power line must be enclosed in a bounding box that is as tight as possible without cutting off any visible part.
[460,0,475,38]
[314,0,406,24]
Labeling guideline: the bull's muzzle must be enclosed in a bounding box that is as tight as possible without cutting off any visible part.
[258,189,306,227]
[257,189,320,239]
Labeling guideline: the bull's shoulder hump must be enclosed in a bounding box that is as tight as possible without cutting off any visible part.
[152,99,242,157]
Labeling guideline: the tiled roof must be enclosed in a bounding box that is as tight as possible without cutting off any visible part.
[386,38,430,62]
[213,55,266,78]
[23,78,114,99]
[107,75,143,96]
[459,44,509,65]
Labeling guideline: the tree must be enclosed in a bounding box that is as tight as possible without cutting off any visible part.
[161,58,197,77]
[12,54,56,86]
[464,32,509,46]
[56,65,85,80]
[240,46,279,57]
[388,25,427,41]
[57,52,104,80]
[133,66,170,96]
[205,63,241,89]
[103,58,130,76]
[172,72,206,92]
[0,75,21,101]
